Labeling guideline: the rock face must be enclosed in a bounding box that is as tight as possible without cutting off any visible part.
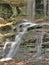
[0,0,26,4]
[0,4,13,19]
[0,0,26,19]
[0,18,7,24]
[0,35,4,43]
[0,18,14,42]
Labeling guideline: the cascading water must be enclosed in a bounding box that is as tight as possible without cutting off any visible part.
[35,30,43,58]
[25,29,44,63]
[27,0,35,21]
[0,22,48,62]
[6,28,27,58]
[0,21,38,62]
[27,0,32,21]
[0,26,27,61]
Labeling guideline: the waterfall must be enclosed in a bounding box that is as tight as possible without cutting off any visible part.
[0,21,38,62]
[32,0,35,20]
[48,0,49,17]
[0,22,47,62]
[27,0,32,21]
[0,27,27,61]
[35,30,43,57]
[26,29,44,62]
[44,0,47,17]
[6,28,27,58]
[27,0,35,21]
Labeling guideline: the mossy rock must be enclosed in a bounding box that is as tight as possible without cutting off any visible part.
[0,4,13,19]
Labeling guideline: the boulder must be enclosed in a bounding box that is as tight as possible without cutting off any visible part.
[0,18,7,24]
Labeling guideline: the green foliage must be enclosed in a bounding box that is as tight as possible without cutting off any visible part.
[0,4,13,19]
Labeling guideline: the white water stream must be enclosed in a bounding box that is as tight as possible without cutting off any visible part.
[0,27,27,61]
[0,22,49,62]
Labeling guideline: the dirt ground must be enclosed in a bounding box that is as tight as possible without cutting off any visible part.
[0,59,31,65]
[0,59,49,65]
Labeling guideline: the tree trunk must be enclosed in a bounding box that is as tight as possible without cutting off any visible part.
[32,0,35,21]
[48,0,49,16]
[44,0,47,17]
[27,0,32,21]
[11,5,17,17]
[27,0,35,21]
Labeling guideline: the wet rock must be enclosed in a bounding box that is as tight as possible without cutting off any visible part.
[0,18,7,24]
[0,35,5,43]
